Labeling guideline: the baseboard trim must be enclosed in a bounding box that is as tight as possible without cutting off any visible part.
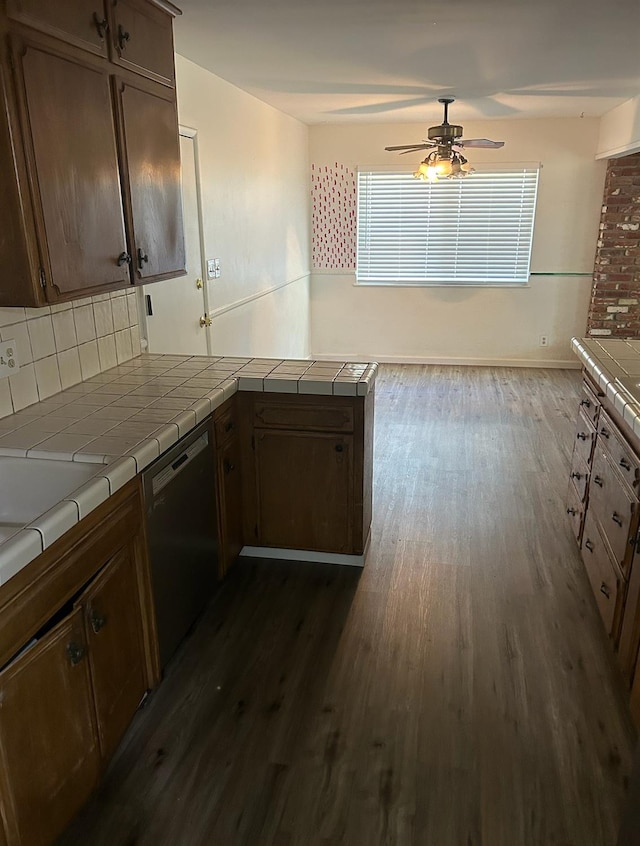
[310,353,581,369]
[208,273,310,320]
[240,545,367,568]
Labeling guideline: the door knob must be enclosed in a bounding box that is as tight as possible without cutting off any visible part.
[196,278,203,289]
[199,314,212,328]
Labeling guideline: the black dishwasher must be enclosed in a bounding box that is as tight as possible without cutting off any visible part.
[142,420,218,669]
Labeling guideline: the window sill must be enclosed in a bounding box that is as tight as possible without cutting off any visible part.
[353,280,531,289]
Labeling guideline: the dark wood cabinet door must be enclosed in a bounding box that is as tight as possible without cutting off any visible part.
[7,0,110,57]
[109,0,176,86]
[116,77,185,282]
[14,37,131,300]
[217,436,243,576]
[254,430,354,553]
[78,545,147,762]
[0,608,100,846]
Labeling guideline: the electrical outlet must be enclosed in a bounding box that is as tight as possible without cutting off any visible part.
[539,335,549,347]
[0,340,19,378]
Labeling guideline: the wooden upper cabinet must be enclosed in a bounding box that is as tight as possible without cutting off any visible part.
[108,0,177,87]
[6,0,111,57]
[12,36,131,301]
[76,546,147,762]
[0,608,100,846]
[116,76,185,282]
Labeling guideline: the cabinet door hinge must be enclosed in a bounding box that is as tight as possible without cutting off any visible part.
[38,267,46,289]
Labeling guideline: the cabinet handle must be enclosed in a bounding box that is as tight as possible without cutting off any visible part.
[612,512,623,527]
[118,24,131,50]
[223,459,235,474]
[335,444,344,453]
[584,539,595,552]
[600,582,611,600]
[117,251,131,266]
[93,13,108,39]
[138,248,149,270]
[576,432,588,441]
[89,608,107,633]
[600,428,610,440]
[593,476,603,487]
[566,507,577,516]
[620,458,632,471]
[580,399,591,407]
[571,472,582,480]
[66,641,86,666]
[224,421,235,433]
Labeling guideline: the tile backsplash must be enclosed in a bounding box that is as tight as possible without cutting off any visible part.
[0,291,141,419]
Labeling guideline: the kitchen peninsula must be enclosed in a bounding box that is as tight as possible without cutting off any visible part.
[0,353,376,846]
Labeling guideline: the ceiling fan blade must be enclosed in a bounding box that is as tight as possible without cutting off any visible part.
[384,143,434,152]
[457,139,505,149]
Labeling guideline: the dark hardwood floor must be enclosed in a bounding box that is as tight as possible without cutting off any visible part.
[59,365,637,846]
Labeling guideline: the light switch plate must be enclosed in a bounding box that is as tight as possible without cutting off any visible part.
[207,258,221,279]
[0,340,19,378]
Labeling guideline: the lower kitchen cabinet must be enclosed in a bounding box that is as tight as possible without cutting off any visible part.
[0,608,100,846]
[0,478,158,846]
[216,435,243,577]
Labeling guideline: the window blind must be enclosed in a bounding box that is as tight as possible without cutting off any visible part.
[356,167,539,285]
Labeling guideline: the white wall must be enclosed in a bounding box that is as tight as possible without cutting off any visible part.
[597,96,640,159]
[309,118,606,366]
[175,55,311,359]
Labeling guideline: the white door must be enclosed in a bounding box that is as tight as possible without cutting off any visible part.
[142,131,211,355]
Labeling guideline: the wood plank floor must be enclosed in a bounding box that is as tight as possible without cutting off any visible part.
[60,365,637,846]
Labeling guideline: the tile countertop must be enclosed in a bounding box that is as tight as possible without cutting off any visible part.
[571,337,640,439]
[0,354,378,585]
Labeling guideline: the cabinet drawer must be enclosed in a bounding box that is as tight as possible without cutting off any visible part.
[7,0,110,57]
[569,451,589,502]
[589,448,638,577]
[566,483,584,545]
[214,403,238,446]
[254,400,354,433]
[109,0,176,86]
[579,380,601,429]
[598,410,640,495]
[581,511,623,639]
[573,408,597,466]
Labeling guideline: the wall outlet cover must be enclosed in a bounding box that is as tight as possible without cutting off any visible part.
[0,340,19,378]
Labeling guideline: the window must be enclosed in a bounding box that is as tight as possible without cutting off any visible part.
[356,166,539,286]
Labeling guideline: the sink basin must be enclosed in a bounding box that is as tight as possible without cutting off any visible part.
[0,457,102,533]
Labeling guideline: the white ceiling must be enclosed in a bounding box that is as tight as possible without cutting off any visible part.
[174,0,640,125]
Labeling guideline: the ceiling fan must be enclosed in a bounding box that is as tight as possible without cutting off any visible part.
[385,97,505,181]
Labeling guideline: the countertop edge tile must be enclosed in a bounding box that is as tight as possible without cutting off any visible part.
[26,500,79,550]
[0,529,44,585]
[65,476,111,520]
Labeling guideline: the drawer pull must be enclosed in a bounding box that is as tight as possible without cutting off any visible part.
[224,421,235,433]
[118,24,131,50]
[93,13,108,39]
[620,458,632,471]
[593,476,604,487]
[584,539,595,552]
[223,459,235,475]
[576,432,588,441]
[612,512,623,527]
[571,471,582,480]
[89,608,106,634]
[600,582,611,600]
[66,641,86,666]
[600,427,610,440]
[580,399,591,408]
[566,507,578,516]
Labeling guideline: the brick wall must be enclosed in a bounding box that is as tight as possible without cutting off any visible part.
[587,152,640,338]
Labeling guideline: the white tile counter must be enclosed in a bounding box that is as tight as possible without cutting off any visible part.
[0,354,378,583]
[572,337,640,438]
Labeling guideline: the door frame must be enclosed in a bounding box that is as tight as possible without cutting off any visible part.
[136,125,211,355]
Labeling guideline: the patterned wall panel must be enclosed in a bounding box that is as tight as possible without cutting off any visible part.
[311,163,357,270]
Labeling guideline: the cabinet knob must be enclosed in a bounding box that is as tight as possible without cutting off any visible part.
[612,512,623,527]
[584,539,595,552]
[593,476,603,487]
[620,458,632,471]
[576,432,588,441]
[600,582,611,600]
[224,421,234,433]
[570,471,582,480]
[89,608,107,633]
[566,507,577,516]
[580,399,591,408]
[93,13,108,39]
[600,428,610,440]
[118,24,131,50]
[335,444,344,453]
[66,641,86,666]
[117,251,131,266]
[137,248,149,270]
